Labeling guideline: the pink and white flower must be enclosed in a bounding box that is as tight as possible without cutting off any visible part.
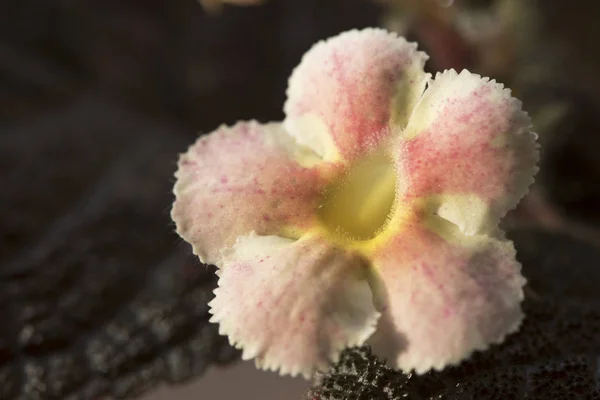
[171,28,538,378]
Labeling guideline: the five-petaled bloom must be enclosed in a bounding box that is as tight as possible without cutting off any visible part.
[172,28,538,378]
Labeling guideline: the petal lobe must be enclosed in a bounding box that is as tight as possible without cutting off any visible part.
[397,69,538,235]
[172,121,327,264]
[368,220,525,373]
[209,233,380,378]
[285,28,430,162]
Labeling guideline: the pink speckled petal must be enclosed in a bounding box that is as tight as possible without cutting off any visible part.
[209,233,380,378]
[285,28,429,162]
[172,121,329,265]
[368,218,525,373]
[397,70,538,235]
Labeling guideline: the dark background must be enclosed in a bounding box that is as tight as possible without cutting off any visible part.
[1,0,600,399]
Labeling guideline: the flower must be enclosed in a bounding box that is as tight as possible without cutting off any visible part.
[171,28,538,379]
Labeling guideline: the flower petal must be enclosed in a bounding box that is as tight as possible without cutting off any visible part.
[209,233,380,378]
[285,28,429,162]
[172,121,329,265]
[368,218,525,373]
[396,70,538,235]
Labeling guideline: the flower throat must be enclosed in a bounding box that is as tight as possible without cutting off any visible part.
[318,152,397,241]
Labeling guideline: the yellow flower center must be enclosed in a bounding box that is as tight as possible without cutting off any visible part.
[318,152,397,241]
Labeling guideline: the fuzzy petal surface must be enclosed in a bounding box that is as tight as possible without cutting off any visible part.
[396,70,538,235]
[209,233,380,378]
[172,121,329,265]
[368,218,525,373]
[285,28,429,162]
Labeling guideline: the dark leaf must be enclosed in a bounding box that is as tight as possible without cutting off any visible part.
[0,97,239,400]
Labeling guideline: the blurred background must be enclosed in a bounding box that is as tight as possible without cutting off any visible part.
[1,0,600,399]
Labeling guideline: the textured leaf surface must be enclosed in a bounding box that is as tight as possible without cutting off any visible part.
[0,97,239,400]
[305,229,600,400]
